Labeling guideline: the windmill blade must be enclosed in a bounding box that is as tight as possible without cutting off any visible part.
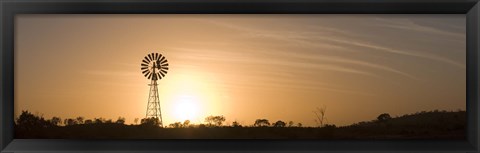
[144,71,150,77]
[161,59,168,64]
[161,63,168,67]
[148,54,153,61]
[147,73,152,79]
[151,53,156,60]
[142,60,149,64]
[162,67,169,70]
[158,54,163,61]
[144,56,151,63]
[155,53,159,60]
[159,71,165,77]
[142,69,149,74]
[156,72,162,79]
[159,56,165,63]
[161,69,168,74]
[141,63,148,67]
[141,67,149,70]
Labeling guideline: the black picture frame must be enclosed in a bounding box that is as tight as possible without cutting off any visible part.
[1,0,479,152]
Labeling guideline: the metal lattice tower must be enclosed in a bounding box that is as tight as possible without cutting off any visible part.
[141,53,169,127]
[145,69,162,122]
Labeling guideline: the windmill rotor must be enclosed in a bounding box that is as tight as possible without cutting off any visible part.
[141,53,169,80]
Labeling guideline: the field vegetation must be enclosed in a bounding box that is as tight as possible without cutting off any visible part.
[15,110,465,139]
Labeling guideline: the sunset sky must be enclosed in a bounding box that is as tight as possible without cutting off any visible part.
[15,15,465,126]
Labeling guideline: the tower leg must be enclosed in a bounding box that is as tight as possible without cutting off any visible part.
[146,79,163,127]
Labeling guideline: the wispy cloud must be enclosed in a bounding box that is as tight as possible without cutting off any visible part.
[169,17,464,97]
[169,47,382,96]
[194,20,430,79]
[83,70,138,77]
[169,47,379,78]
[191,73,377,96]
[261,49,420,80]
[221,81,377,96]
[334,39,465,69]
[203,19,465,69]
[373,17,464,38]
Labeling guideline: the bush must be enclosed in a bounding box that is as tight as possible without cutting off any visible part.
[377,113,392,122]
[140,117,161,127]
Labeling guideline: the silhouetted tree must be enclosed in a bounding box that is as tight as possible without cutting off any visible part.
[94,117,107,124]
[105,119,113,124]
[134,118,139,125]
[116,117,126,124]
[232,121,242,127]
[183,120,190,127]
[324,124,336,128]
[84,119,93,124]
[16,110,53,129]
[140,117,161,127]
[377,113,392,122]
[205,115,226,127]
[273,120,286,127]
[51,117,62,126]
[169,122,183,128]
[254,119,270,127]
[297,123,303,127]
[313,106,327,127]
[288,121,295,127]
[76,117,84,124]
[64,118,77,126]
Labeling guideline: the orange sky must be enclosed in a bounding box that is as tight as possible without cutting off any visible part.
[15,15,466,126]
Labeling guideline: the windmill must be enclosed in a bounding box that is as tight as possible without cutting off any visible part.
[141,53,169,127]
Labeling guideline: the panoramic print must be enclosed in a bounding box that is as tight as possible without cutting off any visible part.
[15,15,466,139]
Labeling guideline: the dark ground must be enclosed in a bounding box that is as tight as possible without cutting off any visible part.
[15,110,465,139]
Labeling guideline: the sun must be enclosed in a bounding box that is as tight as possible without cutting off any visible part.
[173,95,201,122]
